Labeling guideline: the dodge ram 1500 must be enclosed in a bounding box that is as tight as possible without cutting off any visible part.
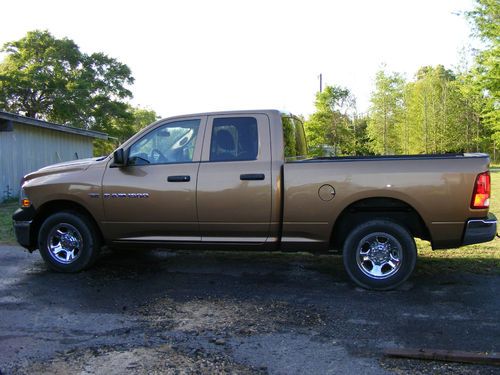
[13,110,497,290]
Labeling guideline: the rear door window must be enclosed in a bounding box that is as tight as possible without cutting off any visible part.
[210,117,258,161]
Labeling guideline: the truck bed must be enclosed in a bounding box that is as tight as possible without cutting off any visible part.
[281,153,490,250]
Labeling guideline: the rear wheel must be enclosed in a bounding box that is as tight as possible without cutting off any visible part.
[38,211,101,272]
[342,220,416,290]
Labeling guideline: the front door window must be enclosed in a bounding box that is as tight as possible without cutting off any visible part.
[129,119,200,165]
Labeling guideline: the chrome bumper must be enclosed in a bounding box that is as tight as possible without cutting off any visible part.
[462,213,497,246]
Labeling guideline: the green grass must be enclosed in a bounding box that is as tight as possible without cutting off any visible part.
[1,173,499,274]
[416,243,499,275]
[0,202,17,244]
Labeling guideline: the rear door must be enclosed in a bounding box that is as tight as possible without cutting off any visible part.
[196,114,272,243]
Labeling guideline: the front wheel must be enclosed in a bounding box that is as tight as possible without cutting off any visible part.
[342,220,416,290]
[38,211,101,272]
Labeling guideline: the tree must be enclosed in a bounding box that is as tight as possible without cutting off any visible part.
[94,106,160,156]
[351,114,372,155]
[401,65,474,154]
[305,85,357,156]
[452,69,491,153]
[367,69,405,154]
[466,0,499,144]
[0,30,135,132]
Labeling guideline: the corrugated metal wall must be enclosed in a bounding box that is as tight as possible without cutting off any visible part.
[0,122,94,199]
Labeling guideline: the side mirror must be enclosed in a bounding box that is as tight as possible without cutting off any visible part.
[112,148,126,167]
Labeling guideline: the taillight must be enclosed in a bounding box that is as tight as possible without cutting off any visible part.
[471,172,491,209]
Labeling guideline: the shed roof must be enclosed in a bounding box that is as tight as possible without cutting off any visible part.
[0,111,108,140]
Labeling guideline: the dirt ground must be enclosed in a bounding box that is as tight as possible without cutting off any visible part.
[0,245,498,374]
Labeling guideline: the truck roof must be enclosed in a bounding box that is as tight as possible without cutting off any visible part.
[156,109,284,122]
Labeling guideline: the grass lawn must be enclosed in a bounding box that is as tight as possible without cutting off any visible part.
[0,201,17,244]
[1,173,499,274]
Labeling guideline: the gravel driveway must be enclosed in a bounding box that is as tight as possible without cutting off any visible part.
[0,245,498,374]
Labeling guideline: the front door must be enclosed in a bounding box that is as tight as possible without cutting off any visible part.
[196,114,272,243]
[101,117,206,242]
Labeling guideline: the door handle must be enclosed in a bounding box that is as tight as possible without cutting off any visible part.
[167,175,190,182]
[240,173,265,181]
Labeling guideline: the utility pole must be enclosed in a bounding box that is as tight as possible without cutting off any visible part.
[318,73,323,93]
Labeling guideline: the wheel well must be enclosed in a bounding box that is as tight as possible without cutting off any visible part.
[330,197,430,251]
[31,200,103,247]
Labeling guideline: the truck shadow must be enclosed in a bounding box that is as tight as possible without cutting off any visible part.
[16,247,499,310]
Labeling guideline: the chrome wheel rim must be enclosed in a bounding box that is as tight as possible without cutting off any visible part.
[46,223,83,264]
[356,232,402,279]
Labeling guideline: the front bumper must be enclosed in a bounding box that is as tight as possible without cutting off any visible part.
[13,220,33,248]
[12,207,37,250]
[462,213,497,246]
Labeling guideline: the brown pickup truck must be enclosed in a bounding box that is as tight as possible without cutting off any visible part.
[13,110,497,290]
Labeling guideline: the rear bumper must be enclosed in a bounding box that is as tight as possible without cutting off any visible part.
[462,213,497,246]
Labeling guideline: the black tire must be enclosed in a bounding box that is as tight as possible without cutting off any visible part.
[342,220,416,290]
[38,211,101,272]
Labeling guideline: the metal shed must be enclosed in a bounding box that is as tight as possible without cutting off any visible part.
[0,111,107,200]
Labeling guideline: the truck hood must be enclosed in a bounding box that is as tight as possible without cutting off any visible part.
[24,156,107,181]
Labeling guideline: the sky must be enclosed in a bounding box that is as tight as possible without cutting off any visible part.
[0,0,477,119]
